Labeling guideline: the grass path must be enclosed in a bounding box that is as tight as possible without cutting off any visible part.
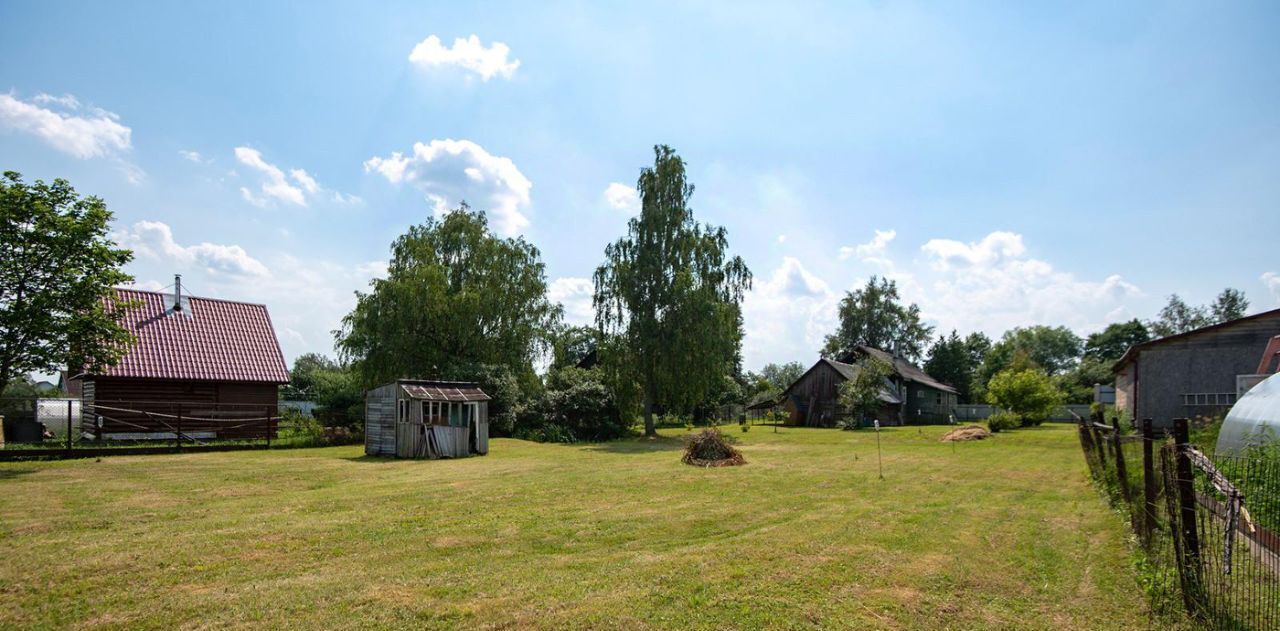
[0,424,1147,629]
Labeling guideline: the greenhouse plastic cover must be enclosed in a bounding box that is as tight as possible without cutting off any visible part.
[1216,373,1280,456]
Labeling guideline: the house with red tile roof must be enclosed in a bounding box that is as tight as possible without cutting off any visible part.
[67,284,290,440]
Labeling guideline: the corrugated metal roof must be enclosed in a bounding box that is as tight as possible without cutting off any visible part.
[401,383,490,402]
[84,288,289,383]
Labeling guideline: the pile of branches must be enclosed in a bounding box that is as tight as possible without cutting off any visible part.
[681,428,746,467]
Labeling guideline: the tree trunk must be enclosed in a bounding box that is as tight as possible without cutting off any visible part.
[643,392,656,438]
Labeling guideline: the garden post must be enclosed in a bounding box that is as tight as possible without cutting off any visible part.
[1171,417,1203,616]
[1110,423,1133,512]
[1141,418,1157,547]
[176,405,182,452]
[66,399,73,453]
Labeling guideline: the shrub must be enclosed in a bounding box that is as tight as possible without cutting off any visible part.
[986,368,1063,427]
[986,411,1020,433]
[681,428,745,466]
[836,417,861,431]
[514,367,630,443]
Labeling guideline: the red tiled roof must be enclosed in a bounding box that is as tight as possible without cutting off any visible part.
[86,288,290,383]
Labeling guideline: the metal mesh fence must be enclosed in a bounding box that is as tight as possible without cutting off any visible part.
[1078,414,1280,629]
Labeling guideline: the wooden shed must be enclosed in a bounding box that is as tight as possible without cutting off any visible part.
[781,346,959,427]
[66,283,290,440]
[365,380,490,458]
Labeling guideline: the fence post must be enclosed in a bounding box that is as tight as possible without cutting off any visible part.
[1141,418,1157,547]
[66,399,73,453]
[266,405,272,449]
[1091,417,1108,468]
[175,405,182,452]
[1110,422,1134,514]
[1172,417,1203,617]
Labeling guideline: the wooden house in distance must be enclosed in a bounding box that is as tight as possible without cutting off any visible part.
[781,345,959,427]
[365,380,490,458]
[66,279,290,439]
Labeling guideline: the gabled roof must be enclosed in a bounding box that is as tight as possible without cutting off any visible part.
[399,380,490,402]
[850,346,959,394]
[781,357,904,405]
[1112,307,1280,372]
[80,288,290,383]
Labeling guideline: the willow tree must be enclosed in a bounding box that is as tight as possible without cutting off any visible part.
[593,146,751,437]
[337,206,560,387]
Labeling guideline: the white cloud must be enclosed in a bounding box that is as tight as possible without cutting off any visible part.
[232,147,358,208]
[234,147,307,206]
[742,257,839,369]
[921,231,1025,271]
[777,234,788,244]
[549,277,595,326]
[179,149,205,163]
[839,229,896,265]
[603,182,639,214]
[0,91,132,160]
[408,34,520,81]
[1264,272,1280,303]
[912,231,1141,336]
[290,168,319,194]
[116,221,270,278]
[365,139,532,235]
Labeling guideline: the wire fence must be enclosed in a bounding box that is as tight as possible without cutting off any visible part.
[0,396,353,459]
[1077,413,1280,629]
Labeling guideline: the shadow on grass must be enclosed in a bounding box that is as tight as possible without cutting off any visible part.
[576,435,685,454]
[0,468,38,480]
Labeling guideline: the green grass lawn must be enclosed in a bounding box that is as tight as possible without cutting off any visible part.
[0,424,1148,630]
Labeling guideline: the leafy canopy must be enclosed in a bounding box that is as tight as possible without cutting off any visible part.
[0,172,135,387]
[337,205,560,386]
[593,145,751,436]
[924,330,989,403]
[985,367,1063,426]
[1083,319,1149,363]
[822,276,932,362]
[837,356,894,422]
[976,325,1081,389]
[1148,288,1249,338]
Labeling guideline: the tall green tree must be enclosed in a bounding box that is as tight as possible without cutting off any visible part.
[337,206,561,386]
[975,325,1082,395]
[758,361,805,392]
[821,276,932,361]
[1210,288,1249,323]
[0,172,136,388]
[924,330,977,402]
[549,325,599,371]
[1149,294,1210,338]
[593,145,752,437]
[1083,319,1150,363]
[837,356,893,424]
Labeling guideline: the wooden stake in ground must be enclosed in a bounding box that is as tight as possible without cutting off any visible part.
[874,419,883,480]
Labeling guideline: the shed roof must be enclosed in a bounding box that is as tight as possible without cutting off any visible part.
[850,346,959,394]
[79,288,289,383]
[1112,307,1280,372]
[400,381,490,402]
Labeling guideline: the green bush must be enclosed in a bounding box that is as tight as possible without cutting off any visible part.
[986,411,1020,433]
[986,368,1063,427]
[514,367,630,443]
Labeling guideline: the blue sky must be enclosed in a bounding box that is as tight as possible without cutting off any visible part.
[3,1,1279,372]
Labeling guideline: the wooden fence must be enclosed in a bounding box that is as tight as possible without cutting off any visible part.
[1077,413,1280,628]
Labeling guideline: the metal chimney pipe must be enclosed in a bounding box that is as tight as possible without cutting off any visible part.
[173,274,183,312]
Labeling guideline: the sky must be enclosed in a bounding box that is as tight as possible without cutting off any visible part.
[2,1,1279,374]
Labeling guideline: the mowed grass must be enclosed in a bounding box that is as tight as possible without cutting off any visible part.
[0,424,1147,630]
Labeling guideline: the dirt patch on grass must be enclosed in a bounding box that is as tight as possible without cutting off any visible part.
[940,426,990,442]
